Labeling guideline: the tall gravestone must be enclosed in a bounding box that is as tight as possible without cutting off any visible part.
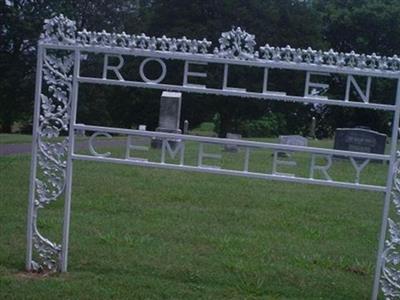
[152,91,182,148]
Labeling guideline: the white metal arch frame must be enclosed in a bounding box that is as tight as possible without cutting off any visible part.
[26,14,400,299]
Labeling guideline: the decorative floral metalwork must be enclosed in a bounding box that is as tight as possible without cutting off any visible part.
[75,29,212,54]
[30,15,75,271]
[259,44,400,72]
[38,16,400,73]
[215,27,257,60]
[381,153,400,299]
[41,14,76,45]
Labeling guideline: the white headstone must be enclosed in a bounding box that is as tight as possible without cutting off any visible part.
[279,135,308,147]
[224,133,242,152]
[158,91,182,132]
[278,135,308,157]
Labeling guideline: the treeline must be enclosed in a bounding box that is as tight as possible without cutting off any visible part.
[1,0,399,137]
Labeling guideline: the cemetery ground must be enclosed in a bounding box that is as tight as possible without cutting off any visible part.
[0,134,389,299]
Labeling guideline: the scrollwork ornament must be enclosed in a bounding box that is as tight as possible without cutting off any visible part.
[381,153,400,299]
[216,27,256,60]
[30,15,76,272]
[41,14,76,45]
[38,14,400,73]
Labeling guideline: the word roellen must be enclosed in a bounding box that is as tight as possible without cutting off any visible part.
[90,53,388,108]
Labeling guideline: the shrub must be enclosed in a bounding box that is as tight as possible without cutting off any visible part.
[239,113,287,137]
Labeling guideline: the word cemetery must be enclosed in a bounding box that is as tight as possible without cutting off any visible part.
[27,15,400,300]
[82,125,385,190]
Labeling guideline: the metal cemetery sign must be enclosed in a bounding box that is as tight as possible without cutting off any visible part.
[27,15,400,299]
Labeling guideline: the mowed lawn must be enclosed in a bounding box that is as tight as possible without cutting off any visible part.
[0,136,389,299]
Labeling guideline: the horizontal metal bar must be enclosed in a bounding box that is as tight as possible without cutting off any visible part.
[78,76,396,111]
[73,124,391,161]
[71,153,386,192]
[42,44,400,79]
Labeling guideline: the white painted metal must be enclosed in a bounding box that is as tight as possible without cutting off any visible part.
[61,50,81,272]
[43,44,400,79]
[27,14,400,299]
[73,124,390,161]
[372,78,400,299]
[70,125,385,192]
[139,57,167,83]
[78,76,396,111]
[26,44,44,272]
[71,153,386,193]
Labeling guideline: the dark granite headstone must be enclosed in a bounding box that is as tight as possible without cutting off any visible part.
[333,128,387,160]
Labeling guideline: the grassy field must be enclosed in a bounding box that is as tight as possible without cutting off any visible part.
[0,134,114,145]
[0,134,33,144]
[0,134,389,299]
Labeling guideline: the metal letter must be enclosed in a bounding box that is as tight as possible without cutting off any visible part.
[345,75,372,103]
[223,64,246,92]
[161,139,185,165]
[304,72,330,98]
[198,143,221,169]
[139,58,167,83]
[310,154,332,181]
[125,135,149,161]
[183,61,207,88]
[349,157,370,184]
[88,132,112,157]
[103,54,125,81]
[272,151,297,177]
[262,68,286,95]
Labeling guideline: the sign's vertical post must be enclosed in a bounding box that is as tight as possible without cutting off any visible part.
[60,49,81,272]
[26,44,44,271]
[372,78,400,299]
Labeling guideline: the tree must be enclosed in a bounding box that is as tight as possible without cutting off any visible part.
[1,0,398,137]
[313,0,400,134]
[146,0,324,136]
[0,0,146,132]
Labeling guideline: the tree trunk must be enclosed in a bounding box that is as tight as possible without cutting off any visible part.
[217,111,233,138]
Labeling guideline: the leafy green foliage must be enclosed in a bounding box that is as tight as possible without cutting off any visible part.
[0,0,398,136]
[239,113,287,137]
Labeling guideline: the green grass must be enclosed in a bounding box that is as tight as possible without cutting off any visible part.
[0,134,33,144]
[0,137,389,299]
[189,122,217,137]
[0,134,120,145]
